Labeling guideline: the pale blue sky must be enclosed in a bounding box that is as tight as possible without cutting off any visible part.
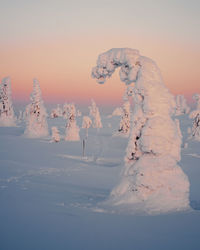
[1,0,199,43]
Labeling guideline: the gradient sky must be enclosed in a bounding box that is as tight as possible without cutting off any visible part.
[0,0,199,106]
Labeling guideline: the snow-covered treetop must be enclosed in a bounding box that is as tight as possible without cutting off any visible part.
[111,107,123,116]
[0,77,12,99]
[82,116,92,129]
[31,78,42,104]
[92,48,175,117]
[92,48,140,85]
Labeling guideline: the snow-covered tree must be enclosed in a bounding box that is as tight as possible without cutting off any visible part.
[118,100,131,136]
[188,94,200,141]
[50,104,62,118]
[92,48,189,214]
[111,107,122,117]
[24,79,48,138]
[89,99,102,129]
[0,77,16,126]
[65,103,80,141]
[82,116,92,138]
[175,94,190,116]
[51,126,60,142]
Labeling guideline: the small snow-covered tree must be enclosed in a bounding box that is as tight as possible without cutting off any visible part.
[82,116,92,138]
[118,100,131,136]
[0,77,16,126]
[92,48,189,214]
[77,109,82,117]
[175,95,190,116]
[189,94,200,141]
[111,107,122,117]
[89,99,102,129]
[24,79,48,138]
[51,126,60,142]
[50,104,62,118]
[65,103,80,141]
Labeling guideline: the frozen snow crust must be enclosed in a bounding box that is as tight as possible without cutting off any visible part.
[92,48,190,214]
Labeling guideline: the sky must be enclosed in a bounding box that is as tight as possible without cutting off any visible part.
[0,0,199,106]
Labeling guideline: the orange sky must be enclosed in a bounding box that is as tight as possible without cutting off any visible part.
[0,0,199,107]
[0,34,199,106]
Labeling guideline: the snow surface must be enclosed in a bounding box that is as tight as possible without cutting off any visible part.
[0,112,200,250]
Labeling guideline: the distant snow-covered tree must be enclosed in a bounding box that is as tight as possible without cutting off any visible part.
[111,107,123,117]
[118,100,131,136]
[24,79,48,138]
[175,95,190,116]
[189,94,200,141]
[50,104,62,118]
[89,99,102,129]
[82,116,92,138]
[77,109,82,117]
[65,103,80,141]
[63,103,69,119]
[0,77,16,126]
[51,126,60,142]
[92,48,189,214]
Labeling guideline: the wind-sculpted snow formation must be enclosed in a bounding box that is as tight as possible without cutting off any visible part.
[189,94,200,141]
[0,77,16,126]
[175,95,190,116]
[24,79,49,138]
[92,48,190,214]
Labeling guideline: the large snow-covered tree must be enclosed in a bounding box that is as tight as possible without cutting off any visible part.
[189,93,200,141]
[0,77,16,126]
[92,48,189,214]
[175,94,190,116]
[24,79,49,138]
[65,103,80,141]
[89,99,102,129]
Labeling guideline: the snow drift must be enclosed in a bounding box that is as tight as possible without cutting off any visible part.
[92,48,190,214]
